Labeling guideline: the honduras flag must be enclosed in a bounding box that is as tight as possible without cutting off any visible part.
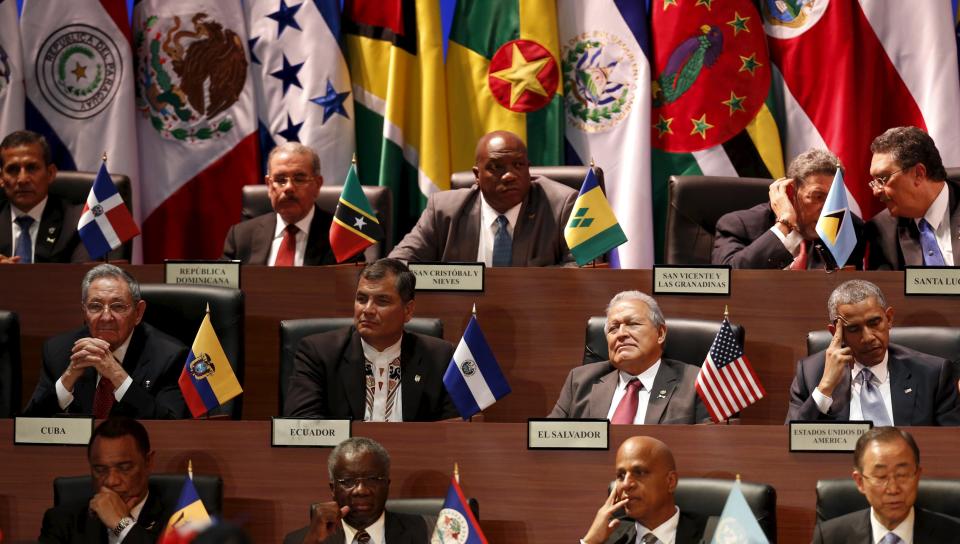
[443,315,510,420]
[815,169,857,269]
[77,162,140,259]
[432,476,488,544]
[709,480,769,544]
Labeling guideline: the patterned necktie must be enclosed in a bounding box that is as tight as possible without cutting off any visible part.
[274,224,298,266]
[879,532,902,544]
[611,379,643,424]
[789,239,809,270]
[858,368,891,426]
[640,532,660,544]
[354,529,371,544]
[14,215,35,264]
[92,376,115,419]
[918,218,945,266]
[492,215,512,267]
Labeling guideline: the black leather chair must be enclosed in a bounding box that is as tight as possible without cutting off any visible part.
[664,175,773,265]
[0,310,21,417]
[816,478,960,523]
[241,184,394,256]
[139,284,245,419]
[54,474,223,515]
[311,497,480,520]
[278,317,444,413]
[450,165,604,193]
[806,327,960,360]
[946,167,960,185]
[583,317,746,367]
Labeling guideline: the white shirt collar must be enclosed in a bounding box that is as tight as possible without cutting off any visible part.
[635,506,680,544]
[361,334,403,365]
[917,182,949,231]
[853,351,890,384]
[273,206,315,239]
[870,506,914,544]
[618,359,662,393]
[479,192,522,232]
[342,511,386,544]
[10,196,47,224]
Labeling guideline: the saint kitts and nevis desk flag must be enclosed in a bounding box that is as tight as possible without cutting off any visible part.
[78,161,140,259]
[179,305,242,418]
[695,313,765,423]
[330,162,384,262]
[443,309,511,420]
[815,169,857,269]
[433,469,488,544]
[564,168,628,266]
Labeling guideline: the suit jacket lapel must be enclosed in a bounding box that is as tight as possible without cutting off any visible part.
[897,219,924,266]
[644,361,679,424]
[948,182,960,263]
[588,368,619,419]
[510,187,537,266]
[384,511,410,543]
[451,189,481,262]
[252,214,277,265]
[136,490,168,536]
[0,202,12,256]
[340,332,367,419]
[399,334,423,422]
[832,370,852,421]
[73,367,99,414]
[34,196,64,262]
[304,205,332,265]
[889,353,915,426]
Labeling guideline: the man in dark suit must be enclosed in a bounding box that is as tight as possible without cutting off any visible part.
[866,126,960,269]
[813,426,960,543]
[222,142,343,266]
[24,264,188,419]
[284,437,433,544]
[284,258,458,420]
[713,148,866,270]
[786,279,960,425]
[548,291,709,424]
[389,130,577,266]
[39,416,176,543]
[0,130,88,263]
[582,436,706,544]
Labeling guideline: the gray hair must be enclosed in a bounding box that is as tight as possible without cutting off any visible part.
[81,264,141,304]
[606,290,665,329]
[327,436,390,479]
[267,142,321,176]
[827,279,887,322]
[787,148,844,188]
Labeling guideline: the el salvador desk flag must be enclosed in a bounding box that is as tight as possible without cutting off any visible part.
[433,475,488,544]
[442,312,510,420]
[815,168,857,269]
[178,305,243,418]
[77,161,140,259]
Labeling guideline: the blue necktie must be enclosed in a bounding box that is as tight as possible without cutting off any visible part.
[492,215,512,267]
[879,532,902,544]
[14,215,34,264]
[918,218,945,266]
[858,368,891,426]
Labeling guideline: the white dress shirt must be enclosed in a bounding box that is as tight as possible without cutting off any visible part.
[8,196,47,259]
[361,336,403,422]
[606,360,661,424]
[916,183,953,265]
[476,194,521,266]
[870,506,914,544]
[55,333,135,410]
[634,506,680,544]
[342,511,385,544]
[769,223,805,263]
[267,206,315,266]
[812,352,893,423]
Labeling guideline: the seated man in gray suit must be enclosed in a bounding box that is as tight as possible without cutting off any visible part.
[389,130,577,266]
[813,426,960,543]
[548,291,709,424]
[786,279,960,425]
[284,437,432,544]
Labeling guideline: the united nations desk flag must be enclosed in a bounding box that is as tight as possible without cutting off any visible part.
[179,305,243,418]
[709,479,769,544]
[563,168,627,266]
[443,311,511,420]
[815,168,857,269]
[162,469,212,542]
[329,162,384,262]
[77,160,140,259]
[433,472,488,544]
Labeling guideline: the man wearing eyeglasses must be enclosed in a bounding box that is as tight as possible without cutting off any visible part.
[813,426,960,543]
[24,264,188,418]
[866,126,959,269]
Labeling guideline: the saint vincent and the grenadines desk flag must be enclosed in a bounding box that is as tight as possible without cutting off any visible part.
[78,161,140,259]
[564,168,627,266]
[329,162,384,262]
[160,470,212,544]
[179,305,242,418]
[815,169,857,269]
[443,312,510,420]
[432,473,488,544]
[709,479,769,544]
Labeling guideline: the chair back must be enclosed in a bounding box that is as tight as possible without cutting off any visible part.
[310,497,479,520]
[806,326,960,360]
[816,478,960,522]
[54,473,223,515]
[450,165,604,193]
[584,317,745,367]
[0,310,21,417]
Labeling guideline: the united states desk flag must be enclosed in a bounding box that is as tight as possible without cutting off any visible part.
[815,169,857,269]
[160,462,212,544]
[77,159,140,260]
[709,478,769,544]
[695,311,765,423]
[179,305,242,418]
[329,161,384,262]
[443,307,511,420]
[433,465,488,544]
[564,167,627,266]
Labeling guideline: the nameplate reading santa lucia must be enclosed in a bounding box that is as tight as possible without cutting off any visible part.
[653,265,731,296]
[165,260,241,289]
[904,266,960,296]
[14,417,94,446]
[528,419,608,450]
[408,263,485,292]
[272,418,351,448]
[789,421,872,452]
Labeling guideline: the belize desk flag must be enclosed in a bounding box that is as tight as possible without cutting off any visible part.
[432,465,488,544]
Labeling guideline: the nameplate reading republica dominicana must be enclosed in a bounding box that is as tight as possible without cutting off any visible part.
[904,266,960,296]
[527,419,608,450]
[164,260,241,289]
[14,417,94,446]
[408,263,484,292]
[271,418,351,447]
[789,422,872,452]
[653,266,731,296]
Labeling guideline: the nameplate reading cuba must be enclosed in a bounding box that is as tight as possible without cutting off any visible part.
[789,421,872,452]
[14,417,94,446]
[408,263,484,292]
[904,267,960,296]
[272,418,351,447]
[652,266,731,296]
[527,419,609,450]
[164,260,241,289]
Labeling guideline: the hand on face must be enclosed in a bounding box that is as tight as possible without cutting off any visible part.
[582,484,628,544]
[819,319,854,398]
[303,501,350,544]
[89,484,132,530]
[769,178,798,234]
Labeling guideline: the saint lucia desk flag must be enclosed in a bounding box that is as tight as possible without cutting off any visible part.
[160,462,212,543]
[815,169,857,269]
[564,168,627,266]
[709,478,769,544]
[433,465,488,544]
[77,157,140,259]
[178,305,242,418]
[443,307,511,419]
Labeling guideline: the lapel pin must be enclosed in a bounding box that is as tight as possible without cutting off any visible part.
[46,237,56,243]
[48,226,55,234]
[145,379,152,389]
[904,388,912,394]
[414,374,421,383]
[657,389,667,399]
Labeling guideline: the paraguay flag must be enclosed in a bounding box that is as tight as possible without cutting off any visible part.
[563,168,627,266]
[161,475,212,543]
[815,169,857,269]
[432,476,487,544]
[77,162,140,259]
[442,315,510,420]
[179,306,243,418]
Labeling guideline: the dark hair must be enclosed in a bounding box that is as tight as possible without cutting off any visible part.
[0,130,53,166]
[853,426,920,472]
[870,126,946,181]
[87,416,151,459]
[359,258,416,302]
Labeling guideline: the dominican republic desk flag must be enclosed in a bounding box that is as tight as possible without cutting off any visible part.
[160,471,212,543]
[563,168,627,266]
[695,315,765,423]
[179,306,242,418]
[433,474,488,544]
[443,312,511,420]
[709,480,769,544]
[77,161,140,259]
[815,169,857,269]
[329,163,383,262]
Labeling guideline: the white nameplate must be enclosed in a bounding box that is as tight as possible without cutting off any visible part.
[272,418,351,447]
[408,263,485,292]
[527,419,609,450]
[904,266,960,296]
[652,265,731,296]
[14,417,94,446]
[789,421,872,452]
[164,260,241,289]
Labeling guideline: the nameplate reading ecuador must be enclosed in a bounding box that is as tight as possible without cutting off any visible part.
[527,419,609,450]
[904,266,960,296]
[652,266,731,296]
[14,417,94,446]
[272,418,351,448]
[789,421,871,452]
[164,260,241,289]
[408,263,484,292]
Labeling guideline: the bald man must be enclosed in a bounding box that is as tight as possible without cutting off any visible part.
[389,130,577,266]
[582,436,707,544]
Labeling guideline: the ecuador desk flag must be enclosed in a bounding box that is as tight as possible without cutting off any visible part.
[329,163,384,262]
[78,160,140,259]
[709,479,769,544]
[433,474,488,544]
[564,168,627,266]
[815,169,857,269]
[178,306,242,418]
[443,311,510,420]
[161,472,212,543]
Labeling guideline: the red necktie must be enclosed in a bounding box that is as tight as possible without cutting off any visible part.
[92,376,115,419]
[790,240,809,270]
[274,224,298,267]
[611,379,643,424]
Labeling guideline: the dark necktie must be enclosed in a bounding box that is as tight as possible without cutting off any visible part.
[354,529,371,544]
[858,368,891,426]
[92,376,115,419]
[14,215,34,264]
[611,379,643,424]
[640,532,660,544]
[918,218,945,266]
[492,215,512,267]
[274,224,298,267]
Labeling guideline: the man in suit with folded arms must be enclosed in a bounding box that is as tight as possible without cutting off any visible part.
[786,279,960,425]
[548,291,709,424]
